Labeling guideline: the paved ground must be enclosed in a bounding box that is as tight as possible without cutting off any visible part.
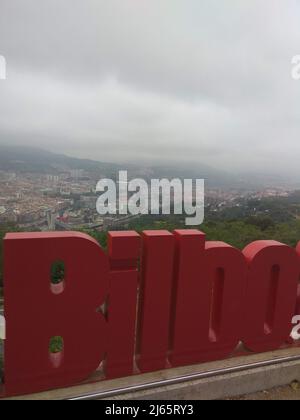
[3,346,300,400]
[228,382,300,400]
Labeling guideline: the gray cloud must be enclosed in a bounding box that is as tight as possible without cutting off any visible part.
[0,0,300,175]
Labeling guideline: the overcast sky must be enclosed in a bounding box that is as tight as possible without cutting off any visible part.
[0,0,300,175]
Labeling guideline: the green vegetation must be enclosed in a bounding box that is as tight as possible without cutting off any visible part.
[49,336,64,354]
[50,261,65,285]
[129,215,300,249]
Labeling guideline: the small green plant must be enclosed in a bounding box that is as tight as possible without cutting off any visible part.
[50,261,65,285]
[49,336,64,354]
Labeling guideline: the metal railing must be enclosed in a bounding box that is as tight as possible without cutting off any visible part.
[69,354,300,400]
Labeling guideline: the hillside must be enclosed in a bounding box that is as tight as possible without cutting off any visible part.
[0,145,288,189]
[0,145,124,175]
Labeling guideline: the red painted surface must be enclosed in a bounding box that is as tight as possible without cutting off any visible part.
[106,232,141,379]
[3,230,300,396]
[4,232,109,396]
[196,241,248,362]
[242,241,300,352]
[136,231,175,373]
[170,230,206,367]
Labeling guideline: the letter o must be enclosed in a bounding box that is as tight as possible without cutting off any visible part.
[242,241,299,353]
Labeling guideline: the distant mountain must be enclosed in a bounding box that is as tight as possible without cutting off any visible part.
[147,164,299,189]
[0,145,290,189]
[147,163,243,189]
[0,145,126,176]
[0,145,237,187]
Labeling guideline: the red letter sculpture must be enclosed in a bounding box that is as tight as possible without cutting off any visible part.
[4,232,109,396]
[170,230,206,366]
[171,236,247,365]
[3,231,300,397]
[242,241,299,353]
[137,231,175,373]
[106,231,141,379]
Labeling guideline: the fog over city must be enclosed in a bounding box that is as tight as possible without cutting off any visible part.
[0,0,300,176]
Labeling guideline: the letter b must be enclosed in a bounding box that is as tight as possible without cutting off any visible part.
[4,232,109,396]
